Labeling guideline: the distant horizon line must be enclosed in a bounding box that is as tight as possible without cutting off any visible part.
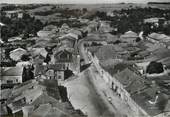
[1,1,170,5]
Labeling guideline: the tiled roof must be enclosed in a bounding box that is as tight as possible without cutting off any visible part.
[0,89,12,100]
[112,67,169,116]
[101,63,131,76]
[89,45,124,60]
[30,99,86,117]
[31,48,48,58]
[7,79,61,114]
[114,68,145,93]
[148,33,170,41]
[34,64,64,76]
[84,33,107,41]
[2,66,23,76]
[10,48,27,61]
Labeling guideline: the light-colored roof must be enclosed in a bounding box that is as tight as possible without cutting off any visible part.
[121,30,138,38]
[7,79,61,114]
[69,29,82,36]
[144,17,165,23]
[84,33,106,41]
[10,48,27,61]
[164,100,170,112]
[30,48,48,58]
[0,22,5,26]
[8,36,22,42]
[10,48,26,54]
[148,33,170,41]
[60,33,79,40]
[5,10,23,14]
[2,66,23,76]
[37,30,52,38]
[0,38,4,43]
[61,23,69,28]
[0,89,12,100]
[43,25,58,31]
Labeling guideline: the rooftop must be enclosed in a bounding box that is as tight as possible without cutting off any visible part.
[88,44,125,61]
[104,63,170,116]
[148,33,170,41]
[1,66,23,76]
[7,79,61,113]
[120,31,138,38]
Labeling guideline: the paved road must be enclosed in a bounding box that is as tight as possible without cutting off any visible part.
[64,71,116,117]
[63,38,136,117]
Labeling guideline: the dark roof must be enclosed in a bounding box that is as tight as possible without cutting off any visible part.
[114,68,145,93]
[34,64,64,76]
[55,49,72,56]
[101,63,131,76]
[54,50,73,63]
[88,45,124,61]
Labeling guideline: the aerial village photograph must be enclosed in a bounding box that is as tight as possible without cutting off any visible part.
[0,0,170,117]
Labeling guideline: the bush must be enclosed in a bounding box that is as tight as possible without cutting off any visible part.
[146,61,164,74]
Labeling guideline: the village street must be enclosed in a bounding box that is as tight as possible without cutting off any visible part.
[63,39,135,117]
[63,71,116,117]
[62,39,116,117]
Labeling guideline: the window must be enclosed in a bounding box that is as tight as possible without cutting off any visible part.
[111,82,114,90]
[7,80,13,84]
[58,75,62,79]
[16,79,18,82]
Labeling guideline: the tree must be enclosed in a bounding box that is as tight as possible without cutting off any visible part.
[44,53,51,64]
[113,40,121,44]
[64,69,73,80]
[22,65,34,82]
[146,61,164,74]
[82,8,87,14]
[21,54,30,61]
[136,37,141,42]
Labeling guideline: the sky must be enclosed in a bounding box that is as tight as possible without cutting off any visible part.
[0,0,170,4]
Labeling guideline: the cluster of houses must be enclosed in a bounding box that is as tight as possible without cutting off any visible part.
[1,79,87,117]
[1,6,170,117]
[84,28,170,117]
[0,15,101,116]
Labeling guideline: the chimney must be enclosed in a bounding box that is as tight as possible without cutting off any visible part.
[22,106,34,117]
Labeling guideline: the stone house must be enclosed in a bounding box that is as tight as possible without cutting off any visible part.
[1,66,23,85]
[5,10,24,19]
[120,31,138,44]
[51,49,80,75]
